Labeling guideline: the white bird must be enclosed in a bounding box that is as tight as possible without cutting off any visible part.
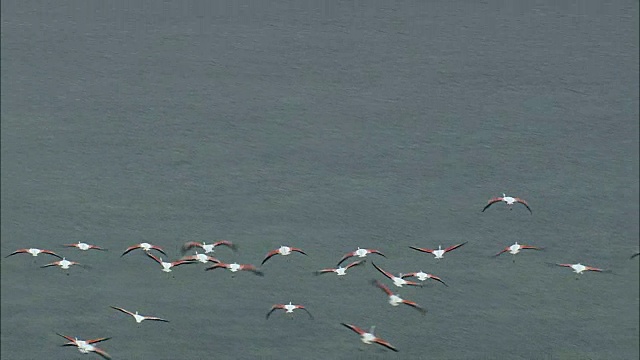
[341,323,398,352]
[400,271,447,286]
[482,193,532,213]
[261,245,307,265]
[314,260,366,276]
[494,242,543,257]
[409,242,467,259]
[146,252,196,273]
[64,241,106,251]
[57,333,111,359]
[179,251,221,264]
[110,306,169,323]
[121,242,166,257]
[6,248,62,259]
[372,262,422,288]
[181,240,237,254]
[337,247,385,266]
[41,257,80,270]
[266,302,313,319]
[373,280,427,314]
[555,263,606,274]
[205,261,264,276]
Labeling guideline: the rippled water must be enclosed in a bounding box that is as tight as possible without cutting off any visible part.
[2,1,638,359]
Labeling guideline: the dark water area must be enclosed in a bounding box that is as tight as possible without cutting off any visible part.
[2,1,638,359]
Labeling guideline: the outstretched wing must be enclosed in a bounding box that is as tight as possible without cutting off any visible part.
[482,197,503,212]
[261,250,280,265]
[373,337,399,352]
[445,242,467,253]
[515,198,532,213]
[408,246,434,254]
[341,322,365,335]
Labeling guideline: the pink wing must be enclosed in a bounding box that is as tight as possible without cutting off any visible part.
[121,245,142,256]
[205,263,227,271]
[86,337,111,344]
[373,280,393,296]
[92,346,112,359]
[336,251,356,266]
[212,240,237,250]
[373,337,399,352]
[444,242,467,252]
[514,198,532,213]
[482,197,503,212]
[408,246,435,254]
[341,322,366,335]
[261,249,281,265]
[345,259,365,270]
[290,247,308,256]
[402,299,427,314]
[372,262,395,281]
[145,251,162,264]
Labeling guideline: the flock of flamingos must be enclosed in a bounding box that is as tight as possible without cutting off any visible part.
[6,193,639,357]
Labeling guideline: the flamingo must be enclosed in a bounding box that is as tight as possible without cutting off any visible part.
[482,194,532,213]
[6,248,62,259]
[341,323,398,352]
[179,251,221,264]
[41,258,81,270]
[121,242,166,257]
[494,242,543,257]
[261,246,307,265]
[205,261,264,276]
[372,280,427,314]
[314,259,366,276]
[57,333,111,359]
[181,240,237,254]
[372,262,422,288]
[409,242,467,259]
[110,306,169,323]
[400,271,447,286]
[266,302,313,319]
[64,241,106,251]
[146,252,196,273]
[555,263,606,274]
[336,247,385,266]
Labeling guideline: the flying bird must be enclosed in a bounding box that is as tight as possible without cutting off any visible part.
[121,242,166,257]
[482,194,532,213]
[110,306,169,323]
[205,261,264,276]
[261,245,307,266]
[57,333,111,359]
[64,241,106,251]
[400,271,447,286]
[266,302,313,319]
[314,260,366,276]
[6,248,62,259]
[554,263,607,274]
[372,280,427,314]
[181,240,237,254]
[41,257,81,270]
[146,252,197,273]
[494,242,543,257]
[337,247,385,266]
[372,262,422,288]
[341,323,398,352]
[409,242,467,259]
[179,251,220,264]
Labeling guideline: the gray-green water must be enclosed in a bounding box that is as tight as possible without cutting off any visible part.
[2,1,638,359]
